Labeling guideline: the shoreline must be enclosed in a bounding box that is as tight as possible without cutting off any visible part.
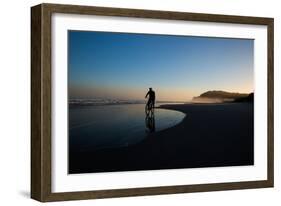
[155,102,245,132]
[69,102,254,174]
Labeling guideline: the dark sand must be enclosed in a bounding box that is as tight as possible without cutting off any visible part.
[69,103,254,174]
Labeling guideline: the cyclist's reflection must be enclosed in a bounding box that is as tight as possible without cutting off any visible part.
[145,112,155,133]
[145,87,156,133]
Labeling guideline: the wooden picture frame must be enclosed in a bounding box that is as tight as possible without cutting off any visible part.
[31,3,274,202]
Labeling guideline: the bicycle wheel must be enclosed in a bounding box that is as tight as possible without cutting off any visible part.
[145,103,149,115]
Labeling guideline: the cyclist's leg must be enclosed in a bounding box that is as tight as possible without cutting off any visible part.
[147,99,151,109]
[151,100,155,113]
[150,99,154,110]
[145,99,151,114]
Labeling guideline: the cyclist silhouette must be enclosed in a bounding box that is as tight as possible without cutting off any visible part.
[145,88,155,113]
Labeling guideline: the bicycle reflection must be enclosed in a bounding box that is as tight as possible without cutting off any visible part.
[145,112,155,133]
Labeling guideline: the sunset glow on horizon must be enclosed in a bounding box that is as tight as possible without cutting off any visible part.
[68,31,254,101]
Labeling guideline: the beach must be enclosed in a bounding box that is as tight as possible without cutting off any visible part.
[69,102,254,174]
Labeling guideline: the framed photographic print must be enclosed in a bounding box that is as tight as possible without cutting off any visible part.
[31,3,274,202]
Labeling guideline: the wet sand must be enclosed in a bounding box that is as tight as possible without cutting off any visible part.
[69,103,254,174]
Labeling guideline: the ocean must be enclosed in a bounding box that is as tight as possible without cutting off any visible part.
[69,103,185,153]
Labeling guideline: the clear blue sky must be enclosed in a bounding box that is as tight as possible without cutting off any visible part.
[68,30,253,101]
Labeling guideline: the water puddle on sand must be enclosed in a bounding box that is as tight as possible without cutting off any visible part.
[69,104,185,151]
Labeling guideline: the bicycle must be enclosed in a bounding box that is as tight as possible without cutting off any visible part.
[145,100,154,116]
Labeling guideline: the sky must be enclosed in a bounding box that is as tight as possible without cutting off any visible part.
[68,30,254,101]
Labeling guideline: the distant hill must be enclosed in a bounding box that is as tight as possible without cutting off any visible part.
[233,92,254,102]
[192,90,250,103]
